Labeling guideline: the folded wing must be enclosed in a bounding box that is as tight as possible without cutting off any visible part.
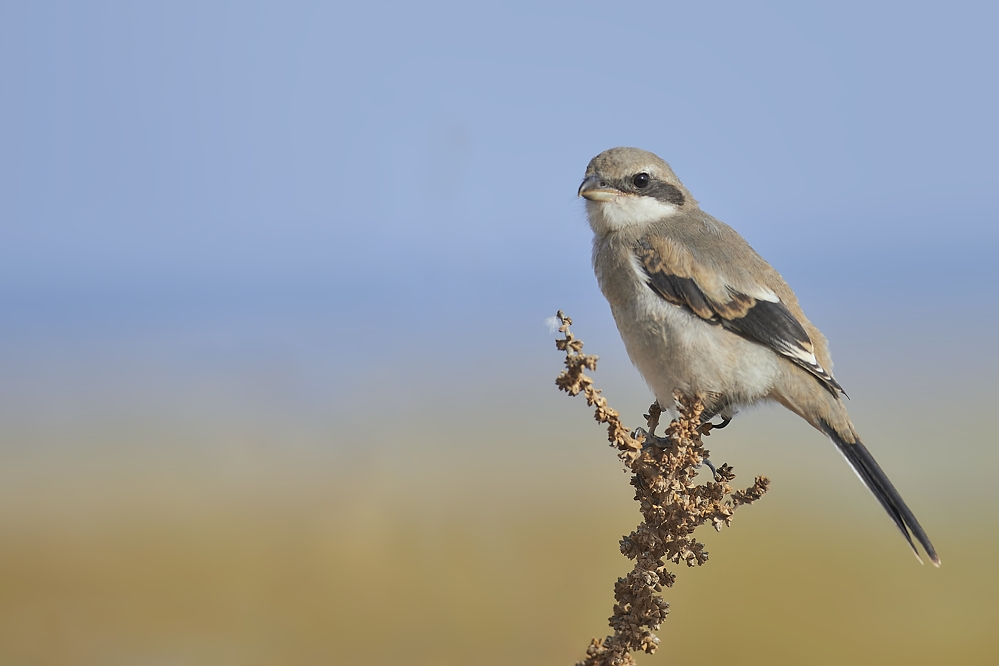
[635,236,844,396]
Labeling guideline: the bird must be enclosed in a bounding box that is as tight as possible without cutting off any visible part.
[578,146,938,566]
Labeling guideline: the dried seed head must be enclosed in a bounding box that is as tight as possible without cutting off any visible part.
[555,312,768,666]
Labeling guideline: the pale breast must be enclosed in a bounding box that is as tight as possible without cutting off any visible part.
[594,237,781,410]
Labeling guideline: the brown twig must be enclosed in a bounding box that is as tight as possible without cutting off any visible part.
[554,311,769,665]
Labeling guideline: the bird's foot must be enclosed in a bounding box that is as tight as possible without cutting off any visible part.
[699,416,731,436]
[699,457,717,477]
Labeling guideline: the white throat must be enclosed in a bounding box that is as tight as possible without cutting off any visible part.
[585,195,679,235]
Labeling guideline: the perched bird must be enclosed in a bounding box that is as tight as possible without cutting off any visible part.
[579,146,938,565]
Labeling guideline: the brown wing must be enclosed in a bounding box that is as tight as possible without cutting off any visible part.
[635,237,844,396]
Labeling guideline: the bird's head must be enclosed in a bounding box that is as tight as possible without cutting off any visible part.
[579,147,695,235]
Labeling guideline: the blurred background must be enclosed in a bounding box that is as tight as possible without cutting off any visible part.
[2,1,998,664]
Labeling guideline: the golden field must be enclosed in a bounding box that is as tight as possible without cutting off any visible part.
[1,334,996,665]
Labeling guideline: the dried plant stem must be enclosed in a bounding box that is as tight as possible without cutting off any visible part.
[554,311,769,666]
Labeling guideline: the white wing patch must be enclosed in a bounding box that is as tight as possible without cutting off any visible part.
[747,286,780,303]
[779,343,841,394]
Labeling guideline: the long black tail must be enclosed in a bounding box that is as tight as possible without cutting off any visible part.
[820,421,940,566]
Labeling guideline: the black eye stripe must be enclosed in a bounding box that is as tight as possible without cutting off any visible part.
[653,183,685,207]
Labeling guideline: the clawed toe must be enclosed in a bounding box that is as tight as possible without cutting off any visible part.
[699,416,731,436]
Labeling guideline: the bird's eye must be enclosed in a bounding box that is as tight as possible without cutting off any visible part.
[632,173,650,189]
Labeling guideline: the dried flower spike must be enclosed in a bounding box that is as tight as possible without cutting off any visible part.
[554,311,769,665]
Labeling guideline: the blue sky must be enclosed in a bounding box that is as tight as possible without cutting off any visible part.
[1,1,997,390]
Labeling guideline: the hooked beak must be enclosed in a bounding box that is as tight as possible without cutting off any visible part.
[578,174,618,201]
